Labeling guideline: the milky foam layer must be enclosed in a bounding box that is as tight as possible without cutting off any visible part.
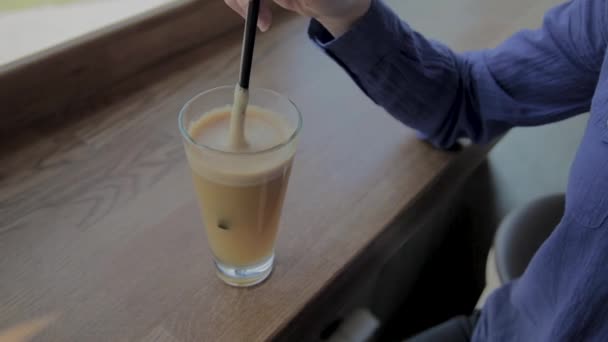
[185,106,296,186]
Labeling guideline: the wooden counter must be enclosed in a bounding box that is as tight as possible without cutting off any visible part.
[0,3,516,340]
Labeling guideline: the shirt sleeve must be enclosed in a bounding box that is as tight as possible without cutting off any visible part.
[308,0,607,148]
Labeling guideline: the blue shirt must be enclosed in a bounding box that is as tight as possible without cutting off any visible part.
[309,0,608,340]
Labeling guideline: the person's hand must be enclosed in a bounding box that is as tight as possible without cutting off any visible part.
[224,0,372,37]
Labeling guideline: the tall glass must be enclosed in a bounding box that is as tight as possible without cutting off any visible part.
[179,86,301,287]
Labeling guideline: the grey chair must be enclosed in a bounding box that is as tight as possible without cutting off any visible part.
[494,193,565,283]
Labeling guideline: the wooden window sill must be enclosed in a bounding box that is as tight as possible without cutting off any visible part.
[0,0,257,136]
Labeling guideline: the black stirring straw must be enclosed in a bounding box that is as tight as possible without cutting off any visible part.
[239,0,261,89]
[219,2,262,231]
[228,0,260,149]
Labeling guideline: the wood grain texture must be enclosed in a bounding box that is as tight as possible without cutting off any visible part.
[0,0,560,340]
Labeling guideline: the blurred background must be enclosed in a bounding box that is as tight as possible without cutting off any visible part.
[0,0,174,65]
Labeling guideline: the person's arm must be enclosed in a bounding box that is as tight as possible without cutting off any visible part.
[309,0,607,148]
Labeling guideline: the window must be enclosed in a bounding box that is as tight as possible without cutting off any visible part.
[0,0,176,66]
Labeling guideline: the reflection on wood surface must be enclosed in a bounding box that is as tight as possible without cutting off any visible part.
[0,314,58,342]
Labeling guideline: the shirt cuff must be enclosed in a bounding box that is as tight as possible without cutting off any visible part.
[307,0,405,73]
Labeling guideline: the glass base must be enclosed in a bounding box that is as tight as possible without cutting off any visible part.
[214,253,274,287]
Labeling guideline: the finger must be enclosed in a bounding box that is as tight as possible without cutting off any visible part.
[258,0,273,32]
[273,0,297,11]
[225,0,246,18]
[236,0,273,32]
